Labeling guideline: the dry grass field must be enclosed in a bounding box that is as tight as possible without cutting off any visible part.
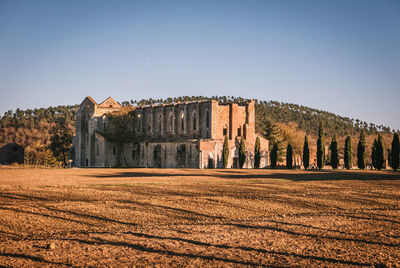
[0,167,399,267]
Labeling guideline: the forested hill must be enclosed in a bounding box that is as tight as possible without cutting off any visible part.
[0,96,393,148]
[0,105,79,147]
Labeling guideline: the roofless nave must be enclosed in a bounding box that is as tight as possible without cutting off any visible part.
[72,96,269,168]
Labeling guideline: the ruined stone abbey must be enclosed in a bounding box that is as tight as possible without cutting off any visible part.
[72,96,269,168]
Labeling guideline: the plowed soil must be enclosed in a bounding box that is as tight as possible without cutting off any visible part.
[0,167,399,267]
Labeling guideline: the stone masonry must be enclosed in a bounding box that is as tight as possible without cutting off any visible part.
[72,96,269,168]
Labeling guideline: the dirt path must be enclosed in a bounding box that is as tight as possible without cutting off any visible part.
[0,167,399,267]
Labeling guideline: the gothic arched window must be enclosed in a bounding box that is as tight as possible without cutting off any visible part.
[192,112,197,131]
[158,113,162,132]
[169,114,173,132]
[180,112,185,131]
[148,115,152,133]
[206,110,210,129]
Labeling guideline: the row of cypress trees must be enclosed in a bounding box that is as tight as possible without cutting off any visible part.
[221,123,399,170]
[301,122,400,170]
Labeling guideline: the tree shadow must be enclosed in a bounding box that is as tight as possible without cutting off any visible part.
[227,223,400,248]
[0,252,72,266]
[59,231,372,267]
[0,192,51,202]
[63,237,271,267]
[0,206,96,227]
[85,169,400,181]
[118,199,226,220]
[43,206,138,227]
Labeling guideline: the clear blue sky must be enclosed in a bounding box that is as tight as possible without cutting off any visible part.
[0,0,399,130]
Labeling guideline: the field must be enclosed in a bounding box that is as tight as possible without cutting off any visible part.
[0,167,399,267]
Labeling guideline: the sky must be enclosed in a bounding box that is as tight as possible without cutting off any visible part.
[0,0,399,130]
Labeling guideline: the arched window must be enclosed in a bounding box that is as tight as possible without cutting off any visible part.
[148,115,152,132]
[180,112,185,131]
[137,113,142,132]
[206,110,210,129]
[169,114,173,132]
[158,113,162,132]
[192,111,197,131]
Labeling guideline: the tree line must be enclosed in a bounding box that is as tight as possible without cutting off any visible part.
[269,122,400,171]
[0,96,396,168]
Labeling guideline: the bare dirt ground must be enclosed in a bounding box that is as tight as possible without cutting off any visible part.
[0,167,399,267]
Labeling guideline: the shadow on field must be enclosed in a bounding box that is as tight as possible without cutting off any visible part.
[0,252,72,266]
[227,223,400,248]
[118,199,226,220]
[86,169,400,181]
[64,237,267,267]
[0,192,51,201]
[43,206,138,227]
[0,206,96,227]
[60,232,372,267]
[123,232,372,266]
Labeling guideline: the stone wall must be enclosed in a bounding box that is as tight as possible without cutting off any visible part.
[73,96,269,168]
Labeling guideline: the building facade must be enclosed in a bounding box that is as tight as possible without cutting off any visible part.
[72,96,269,168]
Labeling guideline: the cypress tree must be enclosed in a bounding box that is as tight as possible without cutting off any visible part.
[238,136,246,168]
[317,121,325,169]
[344,136,352,169]
[254,136,261,168]
[264,118,285,162]
[372,138,378,169]
[303,135,310,169]
[286,143,293,169]
[222,135,229,168]
[357,131,366,169]
[330,134,339,169]
[270,143,278,168]
[391,133,399,170]
[376,134,385,170]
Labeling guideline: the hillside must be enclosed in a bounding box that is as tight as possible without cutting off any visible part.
[0,96,395,165]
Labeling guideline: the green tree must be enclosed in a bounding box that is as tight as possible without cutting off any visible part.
[50,117,73,167]
[388,149,392,169]
[391,133,399,170]
[270,143,278,168]
[317,121,325,169]
[286,143,293,169]
[303,135,310,169]
[222,135,229,168]
[357,131,366,169]
[263,118,285,161]
[238,136,246,168]
[344,136,352,169]
[330,134,339,169]
[372,138,378,169]
[376,134,385,170]
[25,142,57,167]
[254,136,261,168]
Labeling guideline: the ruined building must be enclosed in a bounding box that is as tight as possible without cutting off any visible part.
[72,96,269,168]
